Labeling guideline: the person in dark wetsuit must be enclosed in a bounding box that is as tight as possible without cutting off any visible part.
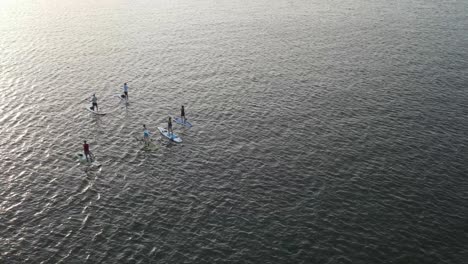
[91,94,98,111]
[83,140,92,162]
[123,83,129,101]
[181,105,186,123]
[168,117,173,138]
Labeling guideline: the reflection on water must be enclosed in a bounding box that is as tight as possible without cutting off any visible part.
[1,0,467,263]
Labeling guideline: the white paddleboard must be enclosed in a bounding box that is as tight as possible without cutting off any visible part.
[85,106,106,115]
[173,117,192,128]
[134,135,152,144]
[76,152,95,163]
[115,94,128,102]
[158,127,182,143]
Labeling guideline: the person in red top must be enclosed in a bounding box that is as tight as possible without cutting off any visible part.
[83,140,92,162]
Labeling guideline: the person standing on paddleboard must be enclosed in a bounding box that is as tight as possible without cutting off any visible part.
[83,140,92,162]
[168,117,173,138]
[123,83,129,101]
[91,94,98,111]
[143,124,151,146]
[181,105,186,123]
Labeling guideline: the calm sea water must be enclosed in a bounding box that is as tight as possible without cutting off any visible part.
[1,0,467,263]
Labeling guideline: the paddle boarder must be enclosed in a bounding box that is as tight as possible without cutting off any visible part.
[181,105,186,123]
[143,124,151,146]
[91,94,98,111]
[123,83,129,101]
[168,117,173,138]
[83,140,92,162]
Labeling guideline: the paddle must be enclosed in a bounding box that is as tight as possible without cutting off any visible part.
[80,96,91,103]
[88,151,96,162]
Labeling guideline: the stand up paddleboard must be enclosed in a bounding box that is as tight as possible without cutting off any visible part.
[158,127,182,143]
[76,151,95,163]
[173,117,192,128]
[115,94,128,103]
[133,135,158,150]
[85,106,106,115]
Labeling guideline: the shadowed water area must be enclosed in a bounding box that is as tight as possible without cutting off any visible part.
[1,0,467,263]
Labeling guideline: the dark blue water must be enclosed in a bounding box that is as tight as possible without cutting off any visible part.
[0,0,467,263]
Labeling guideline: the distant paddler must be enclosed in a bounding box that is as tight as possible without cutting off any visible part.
[123,82,129,101]
[181,105,186,123]
[90,94,98,111]
[173,105,192,128]
[83,140,94,162]
[143,124,151,146]
[167,117,173,138]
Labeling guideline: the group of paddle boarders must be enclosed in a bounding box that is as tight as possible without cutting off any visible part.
[88,83,129,112]
[82,83,189,161]
[83,83,129,160]
[141,105,186,146]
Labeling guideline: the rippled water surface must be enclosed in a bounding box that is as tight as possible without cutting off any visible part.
[1,0,467,263]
